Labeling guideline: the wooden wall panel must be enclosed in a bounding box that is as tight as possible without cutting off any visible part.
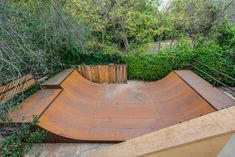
[77,64,127,83]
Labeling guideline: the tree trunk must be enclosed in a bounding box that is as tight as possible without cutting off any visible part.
[119,16,129,51]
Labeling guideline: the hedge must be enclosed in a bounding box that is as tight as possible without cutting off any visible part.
[62,42,234,86]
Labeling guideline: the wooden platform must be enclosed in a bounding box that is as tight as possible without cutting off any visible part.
[5,69,235,142]
[42,69,73,88]
[175,70,234,110]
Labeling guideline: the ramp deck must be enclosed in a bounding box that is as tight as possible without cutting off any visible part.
[6,69,235,142]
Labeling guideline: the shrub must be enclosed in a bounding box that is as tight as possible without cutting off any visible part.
[61,36,234,86]
[0,117,47,157]
[124,48,194,80]
[193,40,235,86]
[124,38,234,86]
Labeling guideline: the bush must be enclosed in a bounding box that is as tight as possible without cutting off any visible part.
[123,36,234,86]
[60,44,125,65]
[217,25,235,49]
[0,117,47,157]
[60,36,234,86]
[193,40,235,86]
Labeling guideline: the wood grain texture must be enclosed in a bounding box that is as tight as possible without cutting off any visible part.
[77,64,127,83]
[5,69,234,143]
[0,74,36,102]
[175,70,235,110]
[87,106,235,157]
[37,70,215,141]
[42,69,73,88]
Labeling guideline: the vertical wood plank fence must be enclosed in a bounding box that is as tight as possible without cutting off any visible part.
[77,64,127,83]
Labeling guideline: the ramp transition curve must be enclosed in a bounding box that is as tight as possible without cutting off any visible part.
[7,69,235,142]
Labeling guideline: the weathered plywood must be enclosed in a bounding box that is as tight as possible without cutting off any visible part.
[35,70,215,142]
[87,106,235,157]
[175,70,235,110]
[77,64,127,83]
[0,74,36,102]
[42,69,73,88]
[7,89,62,123]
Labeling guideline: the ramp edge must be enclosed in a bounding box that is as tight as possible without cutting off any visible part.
[87,106,235,157]
[42,69,74,88]
[174,70,235,110]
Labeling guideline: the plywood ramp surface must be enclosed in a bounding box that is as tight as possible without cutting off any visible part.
[37,70,218,141]
[175,70,235,110]
[87,106,235,157]
[6,69,235,142]
[42,69,73,88]
[7,89,62,122]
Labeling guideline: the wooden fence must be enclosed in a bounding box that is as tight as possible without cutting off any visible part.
[0,74,36,102]
[77,64,127,83]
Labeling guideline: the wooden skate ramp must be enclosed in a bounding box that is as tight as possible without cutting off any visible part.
[87,105,235,157]
[7,69,235,142]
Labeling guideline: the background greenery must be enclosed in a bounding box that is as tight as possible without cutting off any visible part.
[1,0,234,84]
[0,117,46,157]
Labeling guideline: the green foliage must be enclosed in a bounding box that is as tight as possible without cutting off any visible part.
[67,0,162,51]
[0,135,24,157]
[217,25,235,49]
[124,37,234,85]
[78,52,124,65]
[62,34,234,86]
[167,0,230,37]
[193,39,235,86]
[58,40,125,65]
[0,129,46,157]
[0,117,47,157]
[0,0,89,84]
[64,51,124,65]
[124,45,194,80]
[1,0,233,80]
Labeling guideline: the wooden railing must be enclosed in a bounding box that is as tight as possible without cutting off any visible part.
[77,64,127,83]
[0,74,36,102]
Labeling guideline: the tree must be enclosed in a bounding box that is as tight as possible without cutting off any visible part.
[66,0,161,51]
[165,0,234,38]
